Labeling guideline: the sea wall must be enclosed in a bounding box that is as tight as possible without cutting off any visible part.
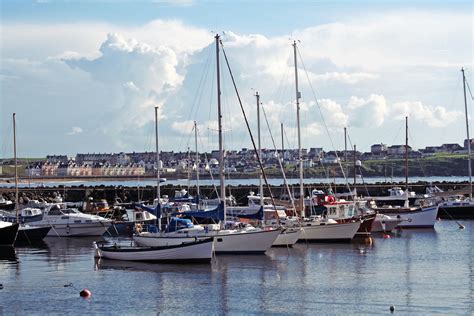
[0,181,470,206]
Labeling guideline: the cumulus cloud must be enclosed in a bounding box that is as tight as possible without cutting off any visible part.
[1,11,471,156]
[389,101,463,128]
[67,126,83,135]
[347,94,387,128]
[63,33,185,148]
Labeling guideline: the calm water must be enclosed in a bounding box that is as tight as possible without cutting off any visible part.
[1,221,472,315]
[1,176,471,188]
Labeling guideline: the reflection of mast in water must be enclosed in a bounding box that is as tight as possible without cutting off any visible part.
[404,236,413,309]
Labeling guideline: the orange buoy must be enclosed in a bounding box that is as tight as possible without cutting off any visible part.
[80,289,92,298]
[383,234,391,239]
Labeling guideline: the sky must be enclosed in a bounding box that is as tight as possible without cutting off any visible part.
[1,0,473,158]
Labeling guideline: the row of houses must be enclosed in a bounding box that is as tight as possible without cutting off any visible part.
[27,161,147,177]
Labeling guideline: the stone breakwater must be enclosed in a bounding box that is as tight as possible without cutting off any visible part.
[0,181,470,206]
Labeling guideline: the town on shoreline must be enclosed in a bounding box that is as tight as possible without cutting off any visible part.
[1,139,473,180]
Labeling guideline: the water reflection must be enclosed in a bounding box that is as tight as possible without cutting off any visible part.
[0,246,17,263]
[94,257,213,274]
[41,236,103,265]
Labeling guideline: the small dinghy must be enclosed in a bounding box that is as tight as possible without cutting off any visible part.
[93,238,214,263]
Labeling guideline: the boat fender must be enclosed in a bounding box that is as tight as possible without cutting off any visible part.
[389,305,395,313]
[80,289,92,298]
[135,223,142,233]
[383,234,391,239]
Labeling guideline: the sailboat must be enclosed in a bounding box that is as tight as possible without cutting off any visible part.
[1,113,50,245]
[134,35,281,253]
[368,116,439,228]
[284,41,361,242]
[436,68,474,219]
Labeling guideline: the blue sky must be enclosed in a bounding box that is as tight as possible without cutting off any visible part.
[1,0,473,157]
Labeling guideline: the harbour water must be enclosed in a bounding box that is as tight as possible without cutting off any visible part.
[1,220,472,315]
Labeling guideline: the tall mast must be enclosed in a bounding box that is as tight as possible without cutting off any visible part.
[256,91,263,206]
[216,34,226,220]
[194,121,200,198]
[293,40,304,218]
[154,106,161,202]
[353,144,356,185]
[462,68,472,199]
[187,147,191,191]
[281,122,284,156]
[405,116,409,193]
[13,113,19,223]
[344,127,348,176]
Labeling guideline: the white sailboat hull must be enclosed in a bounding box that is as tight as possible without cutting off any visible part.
[376,205,438,228]
[31,222,112,237]
[94,238,214,262]
[134,228,281,254]
[371,214,404,232]
[272,228,302,247]
[299,220,361,242]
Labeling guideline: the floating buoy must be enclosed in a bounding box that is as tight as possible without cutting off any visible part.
[459,224,465,230]
[0,284,3,290]
[80,289,92,298]
[389,305,395,312]
[383,234,391,239]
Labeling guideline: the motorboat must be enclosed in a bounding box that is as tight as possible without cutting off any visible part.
[368,200,438,228]
[28,203,113,236]
[0,207,43,223]
[93,238,214,263]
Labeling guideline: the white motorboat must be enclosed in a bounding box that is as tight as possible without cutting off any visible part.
[370,204,439,228]
[29,203,112,236]
[94,238,214,263]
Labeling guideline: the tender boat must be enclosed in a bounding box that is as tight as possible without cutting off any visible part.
[28,203,113,236]
[93,238,214,263]
[371,214,406,233]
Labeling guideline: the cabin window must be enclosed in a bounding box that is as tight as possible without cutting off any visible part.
[348,205,354,216]
[217,238,223,242]
[61,216,69,220]
[329,207,336,215]
[74,220,81,223]
[49,209,62,216]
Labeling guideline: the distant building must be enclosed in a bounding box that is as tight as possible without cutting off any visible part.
[387,145,412,155]
[321,156,341,164]
[46,155,68,163]
[464,139,474,150]
[370,143,387,155]
[442,143,462,152]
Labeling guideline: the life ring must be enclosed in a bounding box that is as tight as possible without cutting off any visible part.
[326,195,335,204]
